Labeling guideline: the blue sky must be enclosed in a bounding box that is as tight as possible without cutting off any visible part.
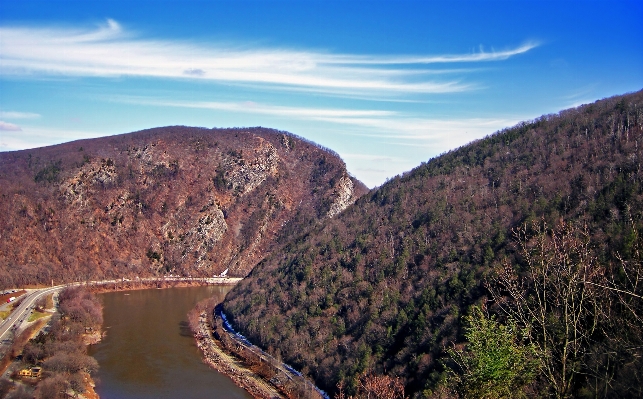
[1,1,642,187]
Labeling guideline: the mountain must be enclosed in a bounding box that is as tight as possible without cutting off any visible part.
[223,90,643,397]
[0,126,368,288]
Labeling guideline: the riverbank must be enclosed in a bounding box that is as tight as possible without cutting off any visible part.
[195,310,285,399]
[193,303,329,399]
[87,277,243,294]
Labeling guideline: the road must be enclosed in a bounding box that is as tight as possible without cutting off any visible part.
[0,285,65,343]
[0,276,242,343]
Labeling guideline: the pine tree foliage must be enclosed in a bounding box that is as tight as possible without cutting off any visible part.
[445,306,538,399]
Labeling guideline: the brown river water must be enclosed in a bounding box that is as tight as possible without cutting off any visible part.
[88,285,252,399]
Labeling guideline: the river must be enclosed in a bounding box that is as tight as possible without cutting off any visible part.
[88,285,252,399]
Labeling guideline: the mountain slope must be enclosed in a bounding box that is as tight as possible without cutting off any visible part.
[223,90,643,397]
[0,126,368,287]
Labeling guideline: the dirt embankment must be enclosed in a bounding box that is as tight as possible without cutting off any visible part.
[194,311,285,399]
[194,304,327,399]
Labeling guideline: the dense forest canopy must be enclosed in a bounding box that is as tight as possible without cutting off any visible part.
[224,90,643,398]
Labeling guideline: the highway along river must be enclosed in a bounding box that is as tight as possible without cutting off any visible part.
[88,285,252,399]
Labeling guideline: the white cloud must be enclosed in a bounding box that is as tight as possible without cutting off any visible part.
[136,98,396,119]
[342,153,406,162]
[133,97,515,140]
[0,111,41,119]
[119,97,520,157]
[0,20,537,97]
[328,42,539,65]
[0,136,36,151]
[0,121,22,131]
[0,125,110,151]
[558,85,600,109]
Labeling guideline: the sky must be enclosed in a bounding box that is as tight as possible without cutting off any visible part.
[1,1,642,188]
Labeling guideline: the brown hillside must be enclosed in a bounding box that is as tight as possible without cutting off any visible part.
[0,126,368,287]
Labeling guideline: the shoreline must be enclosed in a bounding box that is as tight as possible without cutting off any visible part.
[87,277,243,294]
[195,305,329,399]
[194,310,286,399]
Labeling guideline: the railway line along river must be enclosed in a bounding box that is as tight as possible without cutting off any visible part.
[88,285,252,399]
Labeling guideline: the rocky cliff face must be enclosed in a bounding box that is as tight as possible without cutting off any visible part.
[0,126,368,287]
[326,175,356,218]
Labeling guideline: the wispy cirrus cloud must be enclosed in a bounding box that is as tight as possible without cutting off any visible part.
[0,111,41,119]
[119,96,519,148]
[0,111,41,135]
[125,97,396,119]
[329,42,539,65]
[0,19,537,97]
[0,124,109,151]
[0,121,22,131]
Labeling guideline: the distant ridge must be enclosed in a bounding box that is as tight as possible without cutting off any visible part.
[0,126,368,287]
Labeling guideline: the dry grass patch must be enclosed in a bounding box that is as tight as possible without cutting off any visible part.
[28,311,49,323]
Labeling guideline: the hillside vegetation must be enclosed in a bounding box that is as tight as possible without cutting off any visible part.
[0,127,367,288]
[223,90,643,398]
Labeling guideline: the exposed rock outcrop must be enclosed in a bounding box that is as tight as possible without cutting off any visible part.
[0,127,369,287]
[326,174,356,218]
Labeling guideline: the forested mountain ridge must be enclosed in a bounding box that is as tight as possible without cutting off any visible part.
[0,126,368,287]
[223,90,643,398]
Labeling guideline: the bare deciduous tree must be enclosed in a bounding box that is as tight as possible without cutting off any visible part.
[490,220,602,399]
[34,374,69,399]
[335,371,406,399]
